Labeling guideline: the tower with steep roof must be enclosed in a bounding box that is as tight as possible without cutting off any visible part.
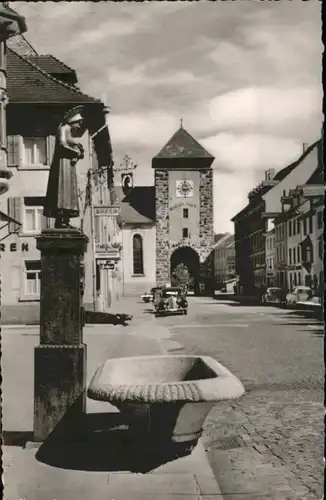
[152,124,215,292]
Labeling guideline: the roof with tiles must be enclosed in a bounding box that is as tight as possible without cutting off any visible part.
[153,125,214,161]
[213,233,234,250]
[7,34,37,57]
[114,186,155,225]
[232,139,322,222]
[7,48,99,104]
[26,54,76,76]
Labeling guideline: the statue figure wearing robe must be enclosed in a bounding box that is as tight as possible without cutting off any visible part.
[43,106,86,229]
[44,104,113,229]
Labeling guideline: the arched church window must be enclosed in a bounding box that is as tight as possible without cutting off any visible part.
[133,234,144,275]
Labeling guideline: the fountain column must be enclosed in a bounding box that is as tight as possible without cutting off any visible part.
[33,228,88,442]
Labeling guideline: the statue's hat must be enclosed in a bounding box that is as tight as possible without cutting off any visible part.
[63,105,85,124]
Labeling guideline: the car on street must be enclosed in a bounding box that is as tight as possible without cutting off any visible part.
[285,286,314,308]
[141,291,153,303]
[261,287,285,306]
[154,286,188,316]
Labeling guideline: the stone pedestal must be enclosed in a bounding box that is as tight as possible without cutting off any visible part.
[33,228,88,442]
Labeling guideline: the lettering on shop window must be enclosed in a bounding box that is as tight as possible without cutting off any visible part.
[0,242,29,252]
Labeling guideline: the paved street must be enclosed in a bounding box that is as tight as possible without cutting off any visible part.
[153,297,324,499]
[2,296,324,499]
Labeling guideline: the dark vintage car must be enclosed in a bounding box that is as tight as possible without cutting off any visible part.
[261,287,285,306]
[155,287,188,316]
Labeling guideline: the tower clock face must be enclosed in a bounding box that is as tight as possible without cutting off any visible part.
[176,180,194,198]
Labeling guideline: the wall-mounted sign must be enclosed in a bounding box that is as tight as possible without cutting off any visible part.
[169,202,197,211]
[94,206,120,217]
[176,180,194,198]
[97,259,115,270]
[0,242,29,252]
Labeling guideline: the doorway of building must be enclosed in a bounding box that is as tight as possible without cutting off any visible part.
[170,246,200,295]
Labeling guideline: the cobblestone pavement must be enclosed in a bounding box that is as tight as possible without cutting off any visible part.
[159,298,324,499]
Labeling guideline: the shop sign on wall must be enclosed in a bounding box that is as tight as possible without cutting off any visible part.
[0,242,29,252]
[97,259,115,269]
[94,206,121,217]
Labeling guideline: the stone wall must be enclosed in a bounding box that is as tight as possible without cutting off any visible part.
[155,169,170,285]
[199,169,214,286]
[154,167,215,290]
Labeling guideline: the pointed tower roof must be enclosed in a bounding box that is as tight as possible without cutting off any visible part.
[152,124,214,169]
[154,125,213,160]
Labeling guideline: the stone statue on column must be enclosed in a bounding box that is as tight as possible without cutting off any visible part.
[43,106,86,229]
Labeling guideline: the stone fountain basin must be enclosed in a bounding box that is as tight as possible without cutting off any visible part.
[87,355,245,446]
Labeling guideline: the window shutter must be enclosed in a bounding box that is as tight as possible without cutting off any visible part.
[41,215,55,229]
[41,213,55,230]
[7,136,21,166]
[46,135,56,166]
[7,197,23,233]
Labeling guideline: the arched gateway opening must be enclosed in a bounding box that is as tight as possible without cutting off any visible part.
[170,247,200,295]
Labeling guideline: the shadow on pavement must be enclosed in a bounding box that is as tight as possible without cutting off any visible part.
[35,412,195,473]
[273,321,324,327]
[85,311,133,326]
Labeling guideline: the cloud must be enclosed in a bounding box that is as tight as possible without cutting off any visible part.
[213,171,257,233]
[109,111,178,148]
[107,63,199,88]
[206,86,322,134]
[12,1,322,232]
[202,133,302,174]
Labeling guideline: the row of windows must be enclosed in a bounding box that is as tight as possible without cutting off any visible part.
[266,237,275,251]
[7,137,50,167]
[289,272,302,288]
[275,224,285,240]
[288,246,302,265]
[266,257,274,269]
[253,253,264,267]
[276,246,286,263]
[288,216,314,237]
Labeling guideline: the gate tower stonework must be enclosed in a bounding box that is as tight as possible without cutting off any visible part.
[153,124,215,291]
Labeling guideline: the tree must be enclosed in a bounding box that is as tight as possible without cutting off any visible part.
[172,263,191,286]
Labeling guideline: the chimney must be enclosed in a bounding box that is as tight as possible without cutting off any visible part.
[265,168,276,181]
[302,143,308,154]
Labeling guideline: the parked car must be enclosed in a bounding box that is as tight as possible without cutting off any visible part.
[286,286,314,308]
[141,291,153,303]
[261,287,285,306]
[155,287,188,316]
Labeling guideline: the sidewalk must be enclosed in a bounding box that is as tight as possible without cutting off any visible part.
[2,306,223,499]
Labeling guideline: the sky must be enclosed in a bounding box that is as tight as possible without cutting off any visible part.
[13,1,322,233]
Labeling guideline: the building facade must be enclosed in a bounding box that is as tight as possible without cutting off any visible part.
[116,186,156,297]
[273,164,324,294]
[212,232,235,289]
[153,124,215,294]
[265,227,276,287]
[0,39,110,323]
[232,141,322,296]
[274,217,288,290]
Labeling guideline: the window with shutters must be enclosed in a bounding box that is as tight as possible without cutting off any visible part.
[23,207,43,233]
[22,137,47,166]
[22,197,45,234]
[24,261,41,297]
[132,234,144,275]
